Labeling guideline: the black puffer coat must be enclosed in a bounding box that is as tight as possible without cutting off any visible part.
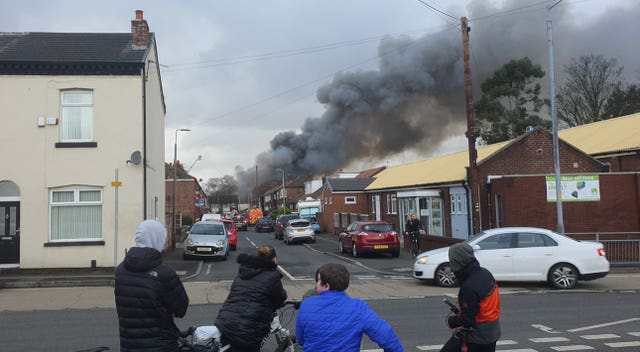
[215,253,288,350]
[114,247,189,352]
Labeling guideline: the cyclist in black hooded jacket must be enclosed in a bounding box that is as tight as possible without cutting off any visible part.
[215,245,288,351]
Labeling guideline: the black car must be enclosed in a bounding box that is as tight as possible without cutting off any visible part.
[274,214,300,240]
[234,215,248,231]
[255,217,275,233]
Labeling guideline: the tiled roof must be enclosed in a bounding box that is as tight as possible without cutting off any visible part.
[326,178,375,192]
[0,32,150,62]
[366,112,640,191]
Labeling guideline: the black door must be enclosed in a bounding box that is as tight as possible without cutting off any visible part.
[0,202,20,264]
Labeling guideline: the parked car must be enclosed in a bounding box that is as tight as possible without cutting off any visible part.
[274,214,300,240]
[183,221,230,260]
[234,215,248,231]
[255,217,275,233]
[338,221,400,258]
[301,215,320,234]
[221,219,238,250]
[413,227,610,289]
[283,218,316,245]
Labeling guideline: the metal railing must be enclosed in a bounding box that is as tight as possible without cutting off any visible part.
[566,232,640,266]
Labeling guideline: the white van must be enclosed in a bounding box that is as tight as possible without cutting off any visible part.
[201,213,222,221]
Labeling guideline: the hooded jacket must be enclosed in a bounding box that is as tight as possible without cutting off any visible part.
[215,252,287,350]
[448,243,501,345]
[114,220,189,352]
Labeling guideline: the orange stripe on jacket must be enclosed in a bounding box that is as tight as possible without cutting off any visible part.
[476,284,500,323]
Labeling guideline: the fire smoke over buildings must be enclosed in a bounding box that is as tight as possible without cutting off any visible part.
[235,0,640,198]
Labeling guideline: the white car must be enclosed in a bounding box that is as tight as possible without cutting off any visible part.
[284,219,316,245]
[183,221,230,260]
[413,227,609,289]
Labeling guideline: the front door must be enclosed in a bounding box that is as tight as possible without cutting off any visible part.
[0,202,20,264]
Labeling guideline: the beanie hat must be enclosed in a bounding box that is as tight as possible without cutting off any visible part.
[448,242,475,273]
[135,219,168,252]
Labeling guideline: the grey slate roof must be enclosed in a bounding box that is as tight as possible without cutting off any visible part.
[0,32,153,74]
[326,178,375,192]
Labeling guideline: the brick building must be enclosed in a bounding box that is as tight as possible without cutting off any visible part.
[165,162,206,230]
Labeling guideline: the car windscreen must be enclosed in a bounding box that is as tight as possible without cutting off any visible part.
[191,223,225,236]
[362,224,392,233]
[223,222,233,230]
[290,221,310,228]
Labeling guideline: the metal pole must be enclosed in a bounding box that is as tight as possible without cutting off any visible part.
[281,169,285,209]
[172,128,190,248]
[114,168,119,266]
[547,0,564,234]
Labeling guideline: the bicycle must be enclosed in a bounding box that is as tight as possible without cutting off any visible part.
[177,301,302,352]
[408,230,421,258]
[440,298,473,352]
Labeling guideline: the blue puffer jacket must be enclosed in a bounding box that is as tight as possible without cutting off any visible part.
[296,290,404,352]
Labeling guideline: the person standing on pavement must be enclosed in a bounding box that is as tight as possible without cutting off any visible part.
[215,245,288,351]
[445,242,501,352]
[114,219,189,352]
[296,263,404,352]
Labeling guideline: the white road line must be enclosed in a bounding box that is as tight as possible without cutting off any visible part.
[205,264,212,275]
[605,341,640,347]
[497,340,518,345]
[497,349,538,352]
[361,349,383,352]
[529,337,570,343]
[175,270,188,276]
[277,265,296,280]
[355,275,378,280]
[629,332,640,336]
[567,318,640,332]
[386,275,414,280]
[532,324,563,333]
[550,345,594,351]
[580,333,619,340]
[416,345,441,351]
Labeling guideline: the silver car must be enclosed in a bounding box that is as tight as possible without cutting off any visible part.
[284,219,316,245]
[183,221,230,260]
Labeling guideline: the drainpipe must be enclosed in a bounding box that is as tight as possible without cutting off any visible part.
[141,67,147,219]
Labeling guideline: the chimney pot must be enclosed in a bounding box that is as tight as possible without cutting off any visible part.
[136,10,143,20]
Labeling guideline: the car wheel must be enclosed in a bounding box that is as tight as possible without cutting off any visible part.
[391,249,400,258]
[352,244,359,258]
[311,237,316,243]
[548,263,578,289]
[182,253,190,260]
[231,245,237,251]
[274,231,278,239]
[434,263,458,287]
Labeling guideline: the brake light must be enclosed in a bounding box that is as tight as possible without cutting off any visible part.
[357,232,368,237]
[597,248,606,257]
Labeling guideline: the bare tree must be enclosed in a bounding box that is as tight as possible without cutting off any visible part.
[556,55,622,127]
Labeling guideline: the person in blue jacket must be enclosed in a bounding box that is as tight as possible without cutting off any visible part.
[296,263,404,352]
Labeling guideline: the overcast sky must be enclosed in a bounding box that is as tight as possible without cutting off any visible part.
[3,0,639,198]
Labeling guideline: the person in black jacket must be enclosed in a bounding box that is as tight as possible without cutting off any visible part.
[215,245,288,351]
[406,213,423,249]
[445,242,501,352]
[114,219,189,352]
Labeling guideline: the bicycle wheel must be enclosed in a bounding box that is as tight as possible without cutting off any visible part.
[411,239,420,258]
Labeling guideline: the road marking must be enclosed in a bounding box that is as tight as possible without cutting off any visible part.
[530,337,570,343]
[550,345,594,351]
[393,267,413,272]
[532,324,563,333]
[361,349,383,352]
[580,333,619,340]
[175,270,188,276]
[605,341,640,347]
[416,345,441,351]
[355,275,378,280]
[205,264,212,275]
[568,318,640,332]
[497,349,538,352]
[629,332,640,336]
[386,275,414,280]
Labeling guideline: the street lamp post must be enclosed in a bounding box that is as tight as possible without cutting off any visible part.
[172,128,191,248]
[281,169,286,209]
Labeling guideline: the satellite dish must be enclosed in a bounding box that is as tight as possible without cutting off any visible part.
[129,151,142,165]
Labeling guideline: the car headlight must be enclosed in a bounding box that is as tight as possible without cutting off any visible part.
[216,239,226,246]
[186,239,194,246]
[416,256,429,264]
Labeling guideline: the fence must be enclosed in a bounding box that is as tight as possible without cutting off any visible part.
[567,232,640,266]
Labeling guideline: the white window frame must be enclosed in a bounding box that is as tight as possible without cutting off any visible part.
[386,194,398,214]
[60,90,94,142]
[345,196,356,204]
[50,187,103,241]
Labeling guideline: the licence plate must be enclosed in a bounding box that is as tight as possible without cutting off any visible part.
[296,229,306,232]
[374,245,388,249]
[197,247,212,252]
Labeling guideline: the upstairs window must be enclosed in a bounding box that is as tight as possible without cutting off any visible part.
[61,90,93,142]
[345,196,356,204]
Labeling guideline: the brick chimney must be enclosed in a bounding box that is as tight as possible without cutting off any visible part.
[131,10,149,48]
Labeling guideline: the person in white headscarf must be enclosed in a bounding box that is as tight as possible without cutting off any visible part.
[114,219,189,352]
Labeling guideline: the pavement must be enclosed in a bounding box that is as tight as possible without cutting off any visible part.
[1,233,639,312]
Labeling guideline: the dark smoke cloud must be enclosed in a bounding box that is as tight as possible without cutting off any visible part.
[235,0,640,199]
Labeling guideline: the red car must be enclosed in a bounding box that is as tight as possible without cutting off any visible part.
[338,221,400,258]
[221,219,238,250]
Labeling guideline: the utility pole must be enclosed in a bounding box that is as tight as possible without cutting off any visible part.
[547,0,564,234]
[461,17,479,234]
